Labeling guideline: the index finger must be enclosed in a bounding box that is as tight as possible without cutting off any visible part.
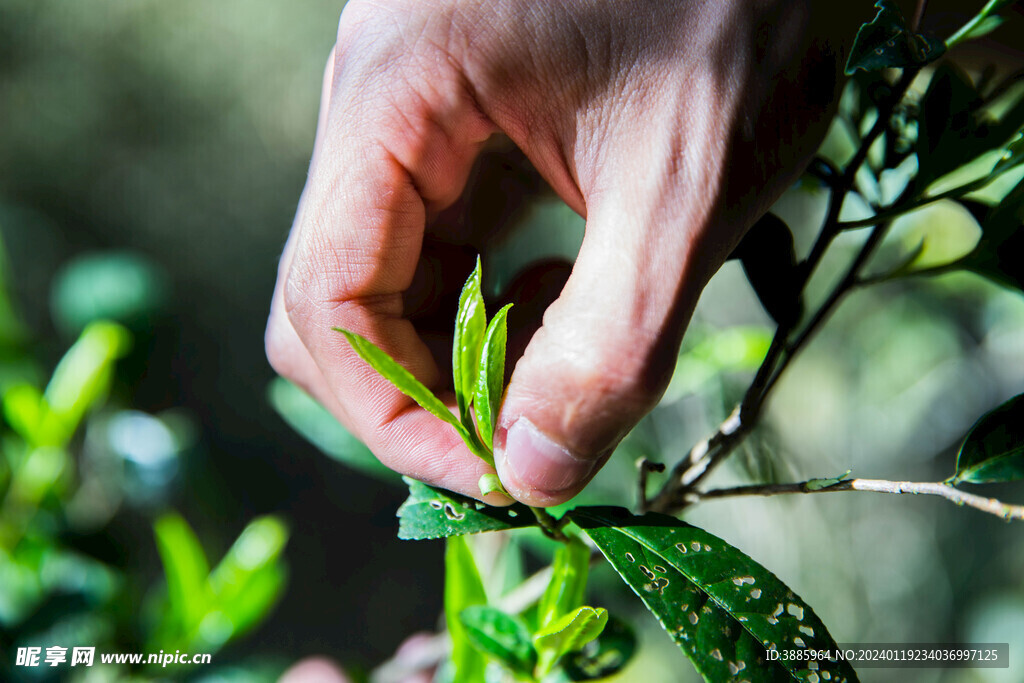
[275,5,498,498]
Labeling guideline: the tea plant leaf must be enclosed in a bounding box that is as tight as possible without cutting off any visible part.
[730,213,802,327]
[445,536,489,683]
[563,614,637,681]
[459,605,537,676]
[209,516,289,640]
[534,606,608,677]
[453,258,486,427]
[957,176,1024,291]
[954,393,1024,484]
[915,65,986,190]
[474,303,512,449]
[153,513,211,636]
[478,473,508,498]
[334,328,475,447]
[45,321,131,445]
[572,506,859,683]
[397,477,535,540]
[845,0,945,75]
[538,535,591,630]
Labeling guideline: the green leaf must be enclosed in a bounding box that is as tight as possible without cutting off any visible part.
[445,536,489,683]
[44,321,131,445]
[730,213,802,327]
[478,473,509,498]
[915,65,986,190]
[474,303,512,450]
[572,506,859,683]
[459,605,537,676]
[958,176,1024,291]
[453,257,487,428]
[334,328,478,452]
[154,513,211,636]
[534,606,608,676]
[397,477,535,540]
[805,470,853,492]
[563,614,637,682]
[209,516,289,638]
[267,377,397,481]
[845,0,945,75]
[954,393,1024,484]
[948,0,1018,47]
[538,535,591,631]
[2,383,46,445]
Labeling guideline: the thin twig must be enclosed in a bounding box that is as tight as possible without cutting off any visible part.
[689,478,1024,521]
[647,69,921,514]
[635,457,665,513]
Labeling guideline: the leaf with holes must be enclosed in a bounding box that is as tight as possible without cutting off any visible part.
[845,0,945,75]
[397,477,535,540]
[453,258,486,427]
[475,303,512,449]
[954,393,1024,484]
[572,507,859,683]
[534,606,609,677]
[460,605,537,677]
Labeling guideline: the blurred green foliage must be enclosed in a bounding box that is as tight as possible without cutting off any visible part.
[0,235,289,681]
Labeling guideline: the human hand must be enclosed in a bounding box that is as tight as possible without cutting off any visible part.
[266,0,854,506]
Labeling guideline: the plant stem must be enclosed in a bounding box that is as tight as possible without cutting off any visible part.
[646,69,920,514]
[689,477,1024,521]
[946,0,1006,49]
[531,506,568,542]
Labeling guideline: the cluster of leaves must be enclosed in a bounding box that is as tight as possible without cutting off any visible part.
[335,257,510,496]
[342,263,855,682]
[0,243,289,680]
[323,2,1024,682]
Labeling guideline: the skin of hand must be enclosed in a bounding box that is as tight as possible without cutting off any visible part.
[266,0,857,506]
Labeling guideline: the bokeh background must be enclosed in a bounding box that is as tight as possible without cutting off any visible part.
[0,1,1022,681]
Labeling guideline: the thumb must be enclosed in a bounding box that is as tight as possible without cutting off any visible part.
[493,187,725,506]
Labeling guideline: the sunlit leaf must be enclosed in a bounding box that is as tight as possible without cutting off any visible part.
[154,513,211,635]
[563,614,637,682]
[460,605,536,676]
[538,535,590,631]
[954,393,1024,484]
[45,321,131,445]
[572,507,858,683]
[474,304,512,450]
[334,328,475,448]
[397,477,534,540]
[534,606,608,676]
[445,536,488,683]
[845,0,945,75]
[730,213,802,327]
[478,473,509,498]
[210,516,288,608]
[453,257,486,427]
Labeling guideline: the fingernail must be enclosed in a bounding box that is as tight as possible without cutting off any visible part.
[497,417,594,496]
